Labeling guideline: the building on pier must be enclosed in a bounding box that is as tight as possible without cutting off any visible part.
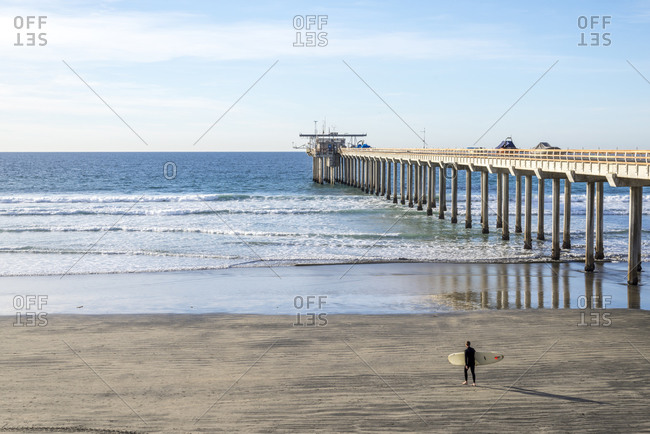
[302,131,366,184]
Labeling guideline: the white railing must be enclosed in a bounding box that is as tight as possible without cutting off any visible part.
[339,148,650,165]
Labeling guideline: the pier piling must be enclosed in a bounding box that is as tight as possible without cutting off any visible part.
[451,166,458,223]
[596,182,604,259]
[439,164,446,219]
[585,182,595,272]
[502,173,510,240]
[552,178,560,260]
[562,180,571,249]
[417,163,423,211]
[481,171,488,233]
[537,178,545,240]
[465,169,472,228]
[515,175,522,233]
[496,173,503,229]
[628,186,643,284]
[524,175,533,249]
[427,164,433,216]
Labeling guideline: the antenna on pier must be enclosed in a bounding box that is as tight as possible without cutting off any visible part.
[421,128,426,149]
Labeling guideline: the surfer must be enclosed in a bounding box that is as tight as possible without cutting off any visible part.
[463,341,476,386]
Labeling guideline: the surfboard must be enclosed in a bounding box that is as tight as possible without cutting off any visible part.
[447,351,504,366]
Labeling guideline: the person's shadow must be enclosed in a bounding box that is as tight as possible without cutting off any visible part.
[477,385,609,405]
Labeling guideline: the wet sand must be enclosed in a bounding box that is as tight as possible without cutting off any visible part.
[0,261,646,315]
[1,310,649,433]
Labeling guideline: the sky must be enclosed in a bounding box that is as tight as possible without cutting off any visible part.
[0,0,649,151]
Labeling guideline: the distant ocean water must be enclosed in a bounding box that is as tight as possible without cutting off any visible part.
[0,152,647,277]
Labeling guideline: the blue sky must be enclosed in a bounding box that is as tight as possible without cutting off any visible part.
[1,0,649,151]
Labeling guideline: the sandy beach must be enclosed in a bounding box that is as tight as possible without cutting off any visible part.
[2,309,649,433]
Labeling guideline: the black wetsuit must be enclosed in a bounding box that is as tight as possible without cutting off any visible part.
[464,347,476,383]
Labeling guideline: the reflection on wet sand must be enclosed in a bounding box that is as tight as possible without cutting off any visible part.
[428,262,641,310]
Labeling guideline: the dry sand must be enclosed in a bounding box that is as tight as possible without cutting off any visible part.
[1,310,649,433]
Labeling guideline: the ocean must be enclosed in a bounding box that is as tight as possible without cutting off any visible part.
[0,152,648,278]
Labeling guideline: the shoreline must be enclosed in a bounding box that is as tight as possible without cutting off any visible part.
[0,255,621,279]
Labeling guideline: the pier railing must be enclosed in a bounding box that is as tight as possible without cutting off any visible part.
[341,148,650,165]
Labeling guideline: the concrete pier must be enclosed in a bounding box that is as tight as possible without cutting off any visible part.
[316,147,650,285]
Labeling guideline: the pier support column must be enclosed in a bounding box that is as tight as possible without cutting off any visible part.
[537,178,545,240]
[552,178,560,260]
[439,164,446,219]
[585,182,595,272]
[365,159,370,193]
[496,173,502,229]
[356,158,361,188]
[465,169,472,228]
[451,167,458,223]
[320,158,324,184]
[386,160,391,200]
[393,161,398,204]
[376,160,381,196]
[417,163,423,211]
[562,180,571,249]
[400,163,405,205]
[524,175,532,249]
[596,182,604,259]
[379,160,385,196]
[628,186,643,285]
[431,165,436,208]
[427,164,433,216]
[515,175,522,233]
[421,165,426,205]
[502,173,510,240]
[481,171,488,233]
[407,163,413,208]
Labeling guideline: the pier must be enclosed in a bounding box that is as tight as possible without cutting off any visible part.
[308,145,650,285]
